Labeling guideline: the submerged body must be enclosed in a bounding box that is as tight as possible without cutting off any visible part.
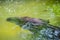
[7,17,60,40]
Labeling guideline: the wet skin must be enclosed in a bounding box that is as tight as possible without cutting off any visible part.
[7,17,60,40]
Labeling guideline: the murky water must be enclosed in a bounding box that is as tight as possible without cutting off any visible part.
[0,0,60,40]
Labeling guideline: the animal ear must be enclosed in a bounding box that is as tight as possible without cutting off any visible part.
[43,19,49,23]
[39,19,49,23]
[46,20,49,23]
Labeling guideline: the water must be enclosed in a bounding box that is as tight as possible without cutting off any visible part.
[0,0,60,40]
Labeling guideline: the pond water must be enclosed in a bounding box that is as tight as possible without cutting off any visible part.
[0,0,60,40]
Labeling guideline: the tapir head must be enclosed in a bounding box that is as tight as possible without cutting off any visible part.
[7,17,49,32]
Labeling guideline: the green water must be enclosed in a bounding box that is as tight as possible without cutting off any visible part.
[0,0,60,40]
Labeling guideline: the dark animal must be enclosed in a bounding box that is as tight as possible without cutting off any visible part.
[7,17,60,40]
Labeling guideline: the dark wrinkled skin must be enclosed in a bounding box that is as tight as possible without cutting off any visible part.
[7,17,60,40]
